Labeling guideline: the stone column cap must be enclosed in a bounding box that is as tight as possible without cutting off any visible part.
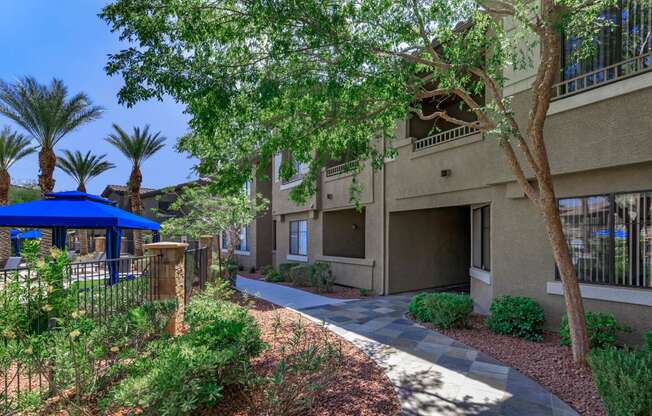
[144,242,189,249]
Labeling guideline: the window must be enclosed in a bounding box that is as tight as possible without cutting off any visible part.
[238,226,249,252]
[272,220,277,250]
[472,205,491,271]
[559,191,652,288]
[561,2,652,88]
[243,180,251,197]
[221,227,249,252]
[289,220,308,256]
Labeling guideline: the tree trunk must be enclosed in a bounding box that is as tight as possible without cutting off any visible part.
[129,167,144,256]
[0,170,10,262]
[538,178,590,364]
[77,184,88,256]
[38,148,56,257]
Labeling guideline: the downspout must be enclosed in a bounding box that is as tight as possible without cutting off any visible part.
[380,136,388,296]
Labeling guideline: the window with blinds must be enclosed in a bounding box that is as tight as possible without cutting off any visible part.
[558,191,652,288]
[560,1,652,93]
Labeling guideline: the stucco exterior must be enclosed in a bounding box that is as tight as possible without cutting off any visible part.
[269,71,652,342]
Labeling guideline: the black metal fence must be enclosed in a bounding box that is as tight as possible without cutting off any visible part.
[1,254,162,409]
[184,246,210,304]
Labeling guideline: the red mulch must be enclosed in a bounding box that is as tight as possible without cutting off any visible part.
[211,294,400,416]
[238,271,368,300]
[421,315,605,416]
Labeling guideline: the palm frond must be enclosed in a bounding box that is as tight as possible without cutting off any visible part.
[56,149,115,190]
[0,77,103,149]
[105,123,166,167]
[0,126,36,171]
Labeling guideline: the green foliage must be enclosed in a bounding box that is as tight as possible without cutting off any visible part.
[252,317,342,415]
[8,183,40,204]
[589,347,652,416]
[0,299,174,414]
[100,0,615,203]
[645,331,652,353]
[265,268,285,283]
[108,283,264,415]
[278,262,298,281]
[288,264,314,287]
[0,127,35,172]
[56,149,115,190]
[359,288,372,297]
[408,292,473,329]
[560,312,630,349]
[310,262,335,293]
[485,295,545,341]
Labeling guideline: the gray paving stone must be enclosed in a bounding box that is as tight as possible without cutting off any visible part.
[235,278,578,416]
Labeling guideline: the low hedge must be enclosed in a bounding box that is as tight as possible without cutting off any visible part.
[288,264,314,287]
[278,262,298,281]
[645,330,652,353]
[408,292,473,329]
[485,295,545,341]
[109,283,265,415]
[589,347,652,416]
[560,311,629,349]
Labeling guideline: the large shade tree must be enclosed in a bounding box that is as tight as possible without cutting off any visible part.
[101,0,615,363]
[106,124,165,255]
[0,127,36,260]
[56,150,115,255]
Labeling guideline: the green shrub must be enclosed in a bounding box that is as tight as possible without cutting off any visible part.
[589,347,652,416]
[109,284,265,415]
[278,262,298,280]
[261,265,275,276]
[310,262,335,293]
[265,269,285,283]
[288,264,314,287]
[485,295,545,341]
[408,292,473,329]
[560,312,629,349]
[359,288,372,297]
[645,331,652,353]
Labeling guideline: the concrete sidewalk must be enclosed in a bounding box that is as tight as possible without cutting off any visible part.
[235,275,350,309]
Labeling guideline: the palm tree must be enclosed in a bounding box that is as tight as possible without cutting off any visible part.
[0,127,36,260]
[106,124,165,255]
[0,77,103,194]
[57,150,115,255]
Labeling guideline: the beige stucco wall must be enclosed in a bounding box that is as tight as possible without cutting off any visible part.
[387,207,471,293]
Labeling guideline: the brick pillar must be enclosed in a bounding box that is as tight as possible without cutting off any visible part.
[120,236,128,254]
[144,242,188,336]
[95,236,106,253]
[199,235,213,281]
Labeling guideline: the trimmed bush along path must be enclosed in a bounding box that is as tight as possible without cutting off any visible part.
[236,276,578,416]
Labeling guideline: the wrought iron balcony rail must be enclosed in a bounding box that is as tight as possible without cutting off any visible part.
[552,52,652,100]
[413,124,476,151]
[325,160,358,177]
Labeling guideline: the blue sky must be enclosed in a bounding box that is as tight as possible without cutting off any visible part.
[0,0,197,194]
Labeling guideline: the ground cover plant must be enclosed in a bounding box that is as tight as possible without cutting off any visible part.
[560,312,630,350]
[589,345,652,416]
[485,295,545,341]
[408,292,473,329]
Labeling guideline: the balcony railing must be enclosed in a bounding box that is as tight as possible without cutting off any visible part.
[552,52,652,100]
[325,160,358,177]
[413,124,477,151]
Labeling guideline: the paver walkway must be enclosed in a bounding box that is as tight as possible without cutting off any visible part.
[236,277,577,416]
[235,275,350,309]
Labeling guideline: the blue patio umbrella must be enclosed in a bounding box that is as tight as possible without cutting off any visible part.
[0,191,160,283]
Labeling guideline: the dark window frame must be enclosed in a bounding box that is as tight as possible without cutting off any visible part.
[557,189,652,288]
[289,220,308,256]
[472,205,491,272]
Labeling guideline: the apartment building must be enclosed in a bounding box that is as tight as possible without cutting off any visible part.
[220,163,274,271]
[271,9,652,340]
